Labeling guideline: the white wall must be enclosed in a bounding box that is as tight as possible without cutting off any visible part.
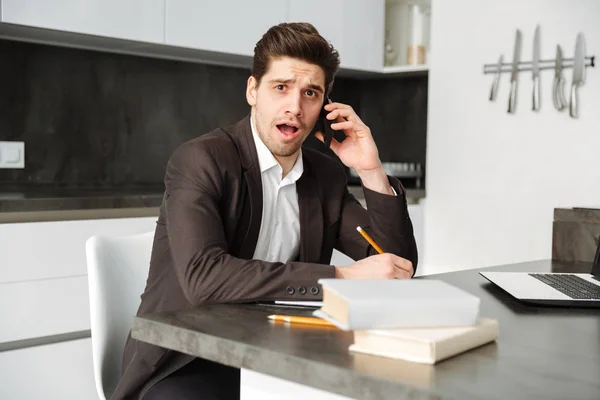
[422,0,600,274]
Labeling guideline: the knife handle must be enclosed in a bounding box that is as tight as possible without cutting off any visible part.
[553,76,566,111]
[557,77,567,109]
[532,76,540,111]
[489,71,500,101]
[508,80,517,113]
[569,83,579,118]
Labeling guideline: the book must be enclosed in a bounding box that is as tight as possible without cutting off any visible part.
[349,318,499,365]
[274,300,323,308]
[312,279,480,331]
[351,347,436,387]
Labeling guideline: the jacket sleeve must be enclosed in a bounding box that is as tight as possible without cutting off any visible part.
[164,142,335,306]
[333,177,419,275]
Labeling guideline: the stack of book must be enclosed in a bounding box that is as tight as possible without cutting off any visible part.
[313,279,498,365]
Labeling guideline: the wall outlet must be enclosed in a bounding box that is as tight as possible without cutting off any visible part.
[0,141,25,169]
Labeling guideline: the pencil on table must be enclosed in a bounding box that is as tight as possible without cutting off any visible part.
[356,226,384,254]
[267,315,336,327]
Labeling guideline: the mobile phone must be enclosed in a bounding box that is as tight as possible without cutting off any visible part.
[317,98,335,148]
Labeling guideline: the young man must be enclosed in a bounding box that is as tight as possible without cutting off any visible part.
[112,22,418,400]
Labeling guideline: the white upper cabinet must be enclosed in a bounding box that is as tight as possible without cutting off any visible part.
[341,0,385,71]
[166,0,288,57]
[287,0,344,58]
[288,0,385,72]
[0,0,396,75]
[0,0,165,43]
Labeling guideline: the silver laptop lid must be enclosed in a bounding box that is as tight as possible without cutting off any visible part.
[591,237,600,277]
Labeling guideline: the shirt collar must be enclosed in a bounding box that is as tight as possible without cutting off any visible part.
[250,115,304,183]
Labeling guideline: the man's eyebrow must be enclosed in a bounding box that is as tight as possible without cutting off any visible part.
[306,83,324,93]
[268,78,324,93]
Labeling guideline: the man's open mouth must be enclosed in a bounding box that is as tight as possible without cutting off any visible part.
[276,124,300,135]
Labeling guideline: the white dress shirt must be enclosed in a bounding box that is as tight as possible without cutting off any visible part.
[249,117,398,263]
[251,117,303,263]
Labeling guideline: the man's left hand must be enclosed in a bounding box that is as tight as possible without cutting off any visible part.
[315,102,392,195]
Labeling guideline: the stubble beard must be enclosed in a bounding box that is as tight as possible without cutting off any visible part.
[255,115,304,158]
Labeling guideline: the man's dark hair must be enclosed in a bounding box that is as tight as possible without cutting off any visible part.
[252,22,340,97]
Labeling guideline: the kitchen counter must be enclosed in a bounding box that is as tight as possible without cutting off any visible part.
[347,185,424,205]
[0,183,424,223]
[0,184,165,212]
[0,184,164,223]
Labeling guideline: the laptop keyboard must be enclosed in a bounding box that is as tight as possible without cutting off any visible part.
[529,274,600,299]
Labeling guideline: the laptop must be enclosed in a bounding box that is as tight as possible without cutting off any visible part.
[480,239,600,307]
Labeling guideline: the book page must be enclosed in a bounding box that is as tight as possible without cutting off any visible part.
[274,300,323,307]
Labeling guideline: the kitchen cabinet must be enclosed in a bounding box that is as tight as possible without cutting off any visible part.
[288,0,385,72]
[0,216,157,284]
[0,276,90,343]
[0,216,157,398]
[0,0,165,43]
[165,0,288,57]
[241,369,353,400]
[0,338,96,400]
[383,0,431,72]
[0,0,426,76]
[0,217,157,338]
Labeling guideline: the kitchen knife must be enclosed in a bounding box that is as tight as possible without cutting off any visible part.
[569,33,586,118]
[532,25,541,111]
[552,45,566,111]
[489,54,503,101]
[508,30,522,113]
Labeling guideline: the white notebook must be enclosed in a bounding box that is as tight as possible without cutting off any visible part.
[313,279,481,331]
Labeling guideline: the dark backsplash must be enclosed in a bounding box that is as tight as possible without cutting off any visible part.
[0,39,427,187]
[358,77,428,165]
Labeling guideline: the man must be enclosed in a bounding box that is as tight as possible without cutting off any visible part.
[112,22,418,400]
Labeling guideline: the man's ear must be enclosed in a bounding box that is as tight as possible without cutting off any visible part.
[246,76,257,107]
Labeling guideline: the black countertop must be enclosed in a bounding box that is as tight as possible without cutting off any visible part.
[0,184,425,214]
[0,184,166,213]
[132,260,600,400]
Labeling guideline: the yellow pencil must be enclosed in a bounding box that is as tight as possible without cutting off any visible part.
[356,226,384,254]
[267,314,336,327]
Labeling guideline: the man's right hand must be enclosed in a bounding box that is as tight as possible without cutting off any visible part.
[335,253,414,280]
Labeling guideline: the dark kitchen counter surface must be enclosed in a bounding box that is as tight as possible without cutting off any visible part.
[347,185,425,205]
[0,183,424,223]
[0,184,166,213]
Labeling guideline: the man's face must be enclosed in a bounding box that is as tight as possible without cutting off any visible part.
[246,56,326,161]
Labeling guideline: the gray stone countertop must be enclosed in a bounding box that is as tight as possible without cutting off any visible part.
[131,260,600,400]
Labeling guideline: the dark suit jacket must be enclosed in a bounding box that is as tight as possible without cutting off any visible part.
[111,115,418,399]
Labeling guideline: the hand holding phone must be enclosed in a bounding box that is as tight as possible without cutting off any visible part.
[314,100,390,194]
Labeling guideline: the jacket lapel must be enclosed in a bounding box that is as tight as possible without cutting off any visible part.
[238,165,262,259]
[297,158,323,263]
[224,115,263,260]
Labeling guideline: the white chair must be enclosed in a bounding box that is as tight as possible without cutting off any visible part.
[85,231,154,400]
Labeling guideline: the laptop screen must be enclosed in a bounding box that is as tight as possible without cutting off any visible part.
[592,237,600,277]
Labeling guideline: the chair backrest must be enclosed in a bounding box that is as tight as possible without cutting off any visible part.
[85,231,154,400]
